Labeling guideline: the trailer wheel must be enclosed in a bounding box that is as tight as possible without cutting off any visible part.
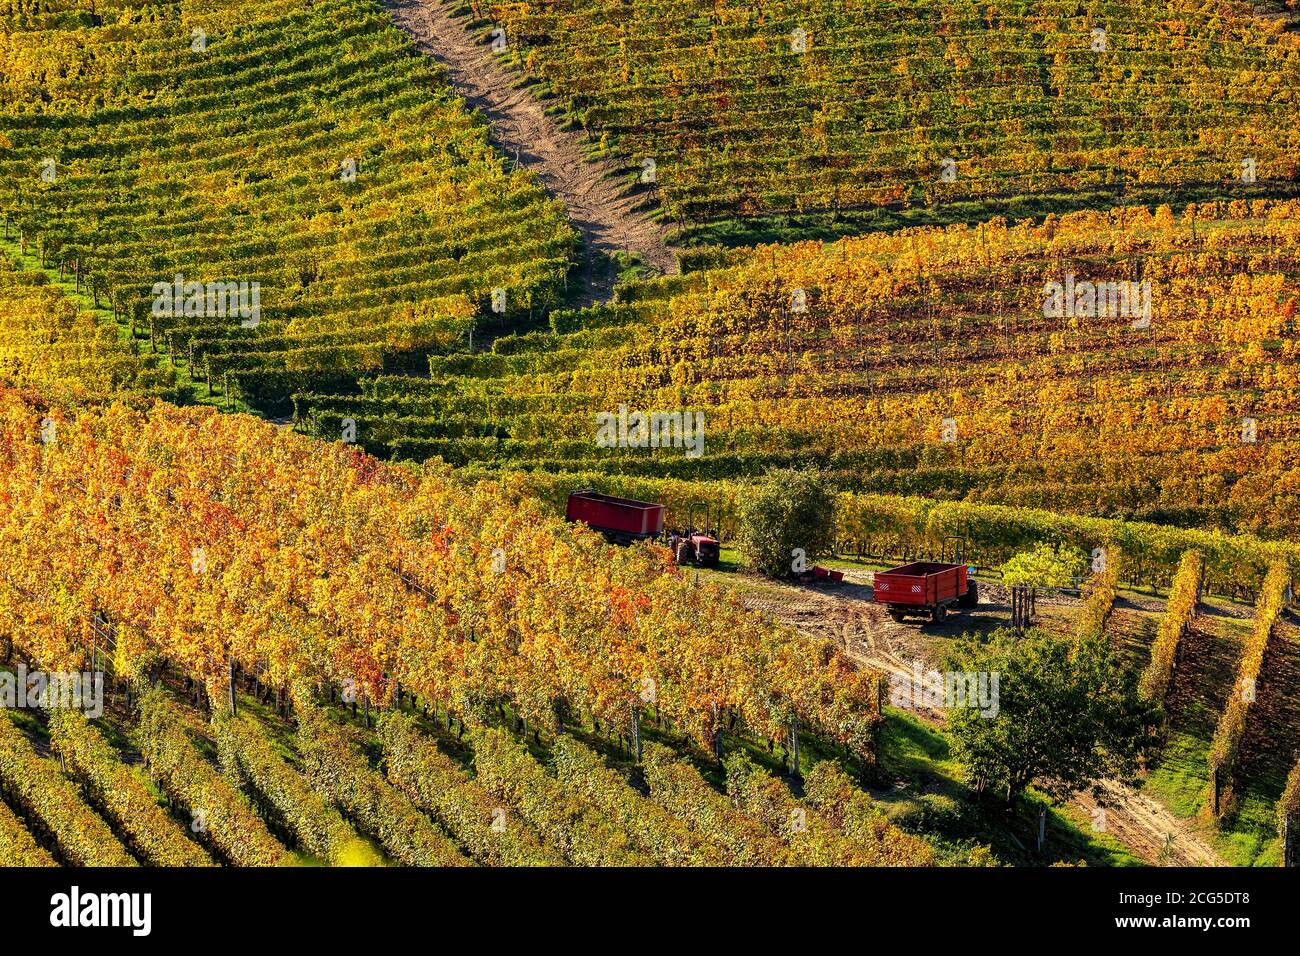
[959,580,980,608]
[888,610,907,623]
[932,604,948,624]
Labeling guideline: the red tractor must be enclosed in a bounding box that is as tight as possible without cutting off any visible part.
[672,532,720,568]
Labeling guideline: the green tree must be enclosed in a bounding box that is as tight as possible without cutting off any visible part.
[734,470,835,578]
[943,629,1157,805]
[999,543,1085,590]
[999,543,1085,625]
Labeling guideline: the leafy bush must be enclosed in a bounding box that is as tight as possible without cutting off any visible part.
[999,543,1086,590]
[734,469,835,578]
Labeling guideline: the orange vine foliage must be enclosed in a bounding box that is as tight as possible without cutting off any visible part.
[0,388,881,758]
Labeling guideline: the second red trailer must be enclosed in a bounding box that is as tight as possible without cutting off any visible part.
[873,561,978,623]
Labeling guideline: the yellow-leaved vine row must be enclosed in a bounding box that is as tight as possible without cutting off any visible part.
[479,0,1300,222]
[0,709,136,866]
[49,709,214,867]
[1279,759,1300,840]
[377,711,562,866]
[1138,551,1205,704]
[135,690,293,866]
[1074,548,1123,639]
[0,795,55,867]
[549,734,722,865]
[469,725,650,865]
[213,710,382,866]
[0,388,882,761]
[296,704,470,867]
[1207,562,1293,817]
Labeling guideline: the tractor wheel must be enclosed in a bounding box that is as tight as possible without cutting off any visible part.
[959,580,980,608]
[932,604,948,624]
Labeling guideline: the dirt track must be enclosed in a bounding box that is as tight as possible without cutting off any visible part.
[723,570,1228,866]
[1073,781,1223,866]
[384,0,679,304]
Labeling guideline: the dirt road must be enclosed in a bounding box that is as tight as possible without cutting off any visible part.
[1073,781,1224,866]
[384,0,679,304]
[722,569,1228,866]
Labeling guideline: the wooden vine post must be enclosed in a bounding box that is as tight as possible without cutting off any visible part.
[1011,585,1032,631]
[228,659,237,716]
[630,702,642,763]
[711,701,723,761]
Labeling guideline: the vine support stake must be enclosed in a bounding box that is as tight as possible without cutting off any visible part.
[711,701,723,761]
[630,703,642,763]
[788,719,800,778]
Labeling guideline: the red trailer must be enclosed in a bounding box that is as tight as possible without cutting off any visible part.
[873,561,979,623]
[565,491,664,545]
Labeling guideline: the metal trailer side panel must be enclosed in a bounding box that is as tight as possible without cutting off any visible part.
[875,563,967,607]
[566,494,664,537]
[874,573,930,605]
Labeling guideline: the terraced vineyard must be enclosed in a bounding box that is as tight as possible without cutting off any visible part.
[476,0,1300,231]
[0,0,575,409]
[0,255,170,400]
[0,387,885,757]
[298,201,1300,535]
[1,0,1299,882]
